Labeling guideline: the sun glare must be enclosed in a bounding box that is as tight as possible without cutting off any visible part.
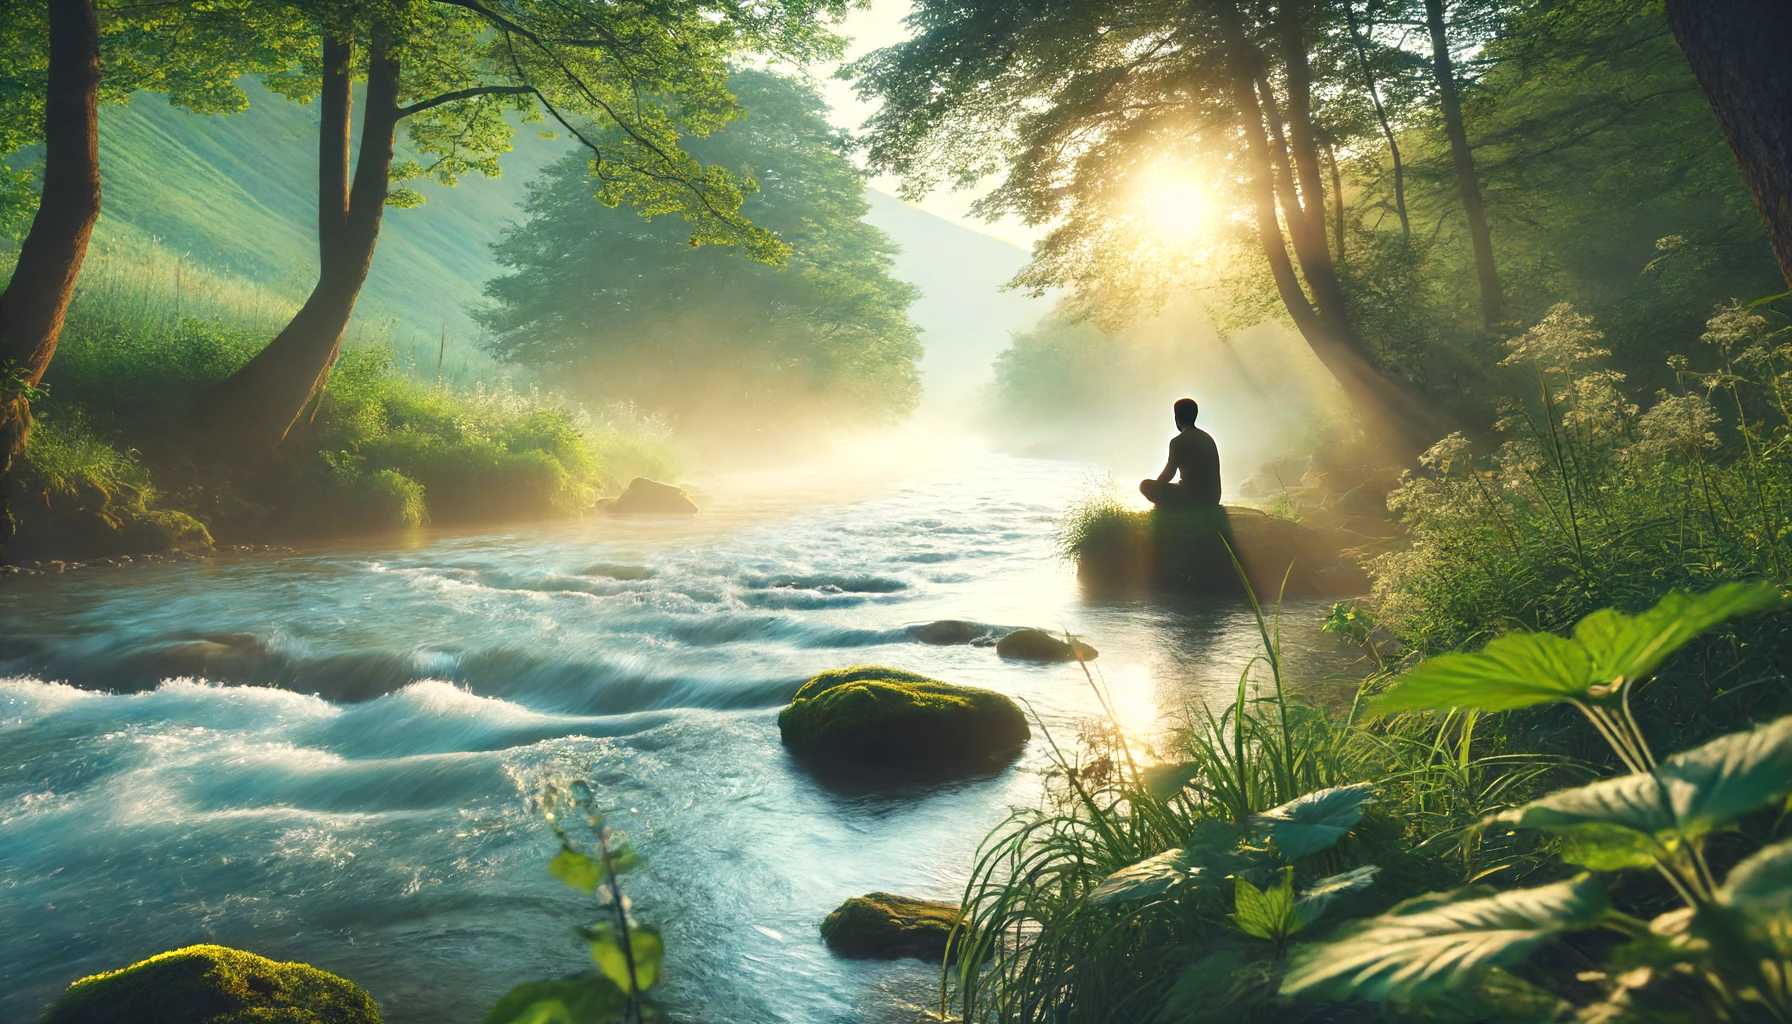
[1139,173,1212,244]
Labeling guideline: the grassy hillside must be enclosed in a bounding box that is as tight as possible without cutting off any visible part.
[93,80,571,375]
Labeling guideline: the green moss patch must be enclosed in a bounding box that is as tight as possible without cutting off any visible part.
[40,944,381,1024]
[779,666,1029,779]
[820,892,965,962]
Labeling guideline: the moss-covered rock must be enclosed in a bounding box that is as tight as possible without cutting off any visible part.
[994,628,1098,662]
[1073,505,1371,598]
[39,944,380,1024]
[820,892,965,962]
[778,666,1029,779]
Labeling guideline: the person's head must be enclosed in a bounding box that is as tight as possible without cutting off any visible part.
[1173,398,1199,430]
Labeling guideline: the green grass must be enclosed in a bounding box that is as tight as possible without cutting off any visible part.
[7,235,680,550]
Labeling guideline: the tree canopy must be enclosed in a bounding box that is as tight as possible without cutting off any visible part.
[478,70,923,436]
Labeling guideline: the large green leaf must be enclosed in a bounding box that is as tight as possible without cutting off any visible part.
[484,976,628,1024]
[1575,584,1788,688]
[1233,867,1300,942]
[1251,783,1375,858]
[1373,584,1786,715]
[1721,837,1792,914]
[1088,848,1204,906]
[1142,760,1202,800]
[583,921,664,993]
[1371,633,1592,714]
[1279,876,1610,1002]
[1295,865,1379,924]
[1494,716,1792,858]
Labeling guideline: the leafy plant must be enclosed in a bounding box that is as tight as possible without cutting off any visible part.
[1288,585,1792,1020]
[488,780,663,1024]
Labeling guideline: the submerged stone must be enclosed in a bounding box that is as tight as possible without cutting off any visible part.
[820,892,965,962]
[908,619,997,645]
[778,666,1029,780]
[600,478,698,515]
[39,944,380,1024]
[994,628,1098,663]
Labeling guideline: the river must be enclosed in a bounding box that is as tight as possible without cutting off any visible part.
[0,444,1363,1023]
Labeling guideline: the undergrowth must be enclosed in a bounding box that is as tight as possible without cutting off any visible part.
[4,238,681,555]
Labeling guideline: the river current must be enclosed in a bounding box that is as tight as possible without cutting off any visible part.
[1,445,1360,1023]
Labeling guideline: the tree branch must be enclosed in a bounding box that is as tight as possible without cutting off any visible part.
[397,84,536,118]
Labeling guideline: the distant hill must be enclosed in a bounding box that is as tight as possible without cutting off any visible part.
[860,190,1052,411]
[84,83,1050,401]
[93,81,570,363]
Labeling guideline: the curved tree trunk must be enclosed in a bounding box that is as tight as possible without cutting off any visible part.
[1217,4,1441,457]
[0,0,102,557]
[1663,0,1792,288]
[1425,0,1502,328]
[200,32,401,457]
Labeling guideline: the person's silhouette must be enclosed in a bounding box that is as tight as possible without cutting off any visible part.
[1140,398,1221,508]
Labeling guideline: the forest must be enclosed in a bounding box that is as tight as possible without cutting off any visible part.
[4,0,1792,1022]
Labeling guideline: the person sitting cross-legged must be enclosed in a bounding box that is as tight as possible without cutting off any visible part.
[1140,398,1221,509]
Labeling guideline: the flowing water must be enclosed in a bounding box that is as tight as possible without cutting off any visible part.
[1,444,1363,1023]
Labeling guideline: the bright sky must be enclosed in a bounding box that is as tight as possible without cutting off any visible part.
[811,0,1044,250]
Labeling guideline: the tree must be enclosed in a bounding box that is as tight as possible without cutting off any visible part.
[0,0,100,553]
[0,0,311,553]
[1420,0,1502,327]
[1663,0,1792,290]
[478,70,922,435]
[199,0,845,457]
[849,0,1447,456]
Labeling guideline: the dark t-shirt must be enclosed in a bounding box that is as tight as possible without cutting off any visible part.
[1170,427,1222,505]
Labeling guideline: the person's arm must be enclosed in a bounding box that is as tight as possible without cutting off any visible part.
[1156,440,1177,483]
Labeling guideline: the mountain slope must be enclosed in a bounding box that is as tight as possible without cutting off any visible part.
[860,190,1052,409]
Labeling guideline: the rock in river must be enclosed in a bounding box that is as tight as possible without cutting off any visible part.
[1073,505,1371,598]
[778,666,1029,780]
[39,944,381,1024]
[820,892,965,962]
[600,477,698,515]
[908,619,998,645]
[994,628,1098,663]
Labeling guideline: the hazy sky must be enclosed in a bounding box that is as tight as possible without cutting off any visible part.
[812,0,1044,250]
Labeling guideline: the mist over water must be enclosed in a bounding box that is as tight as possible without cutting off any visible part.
[1,439,1361,1023]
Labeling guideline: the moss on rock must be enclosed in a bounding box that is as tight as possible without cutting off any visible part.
[820,892,965,962]
[779,666,1029,778]
[39,944,380,1024]
[994,628,1098,662]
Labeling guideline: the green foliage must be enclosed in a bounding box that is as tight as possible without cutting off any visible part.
[1286,593,1792,1019]
[1281,877,1612,1003]
[1250,782,1376,859]
[480,71,922,435]
[13,240,675,544]
[490,779,662,1024]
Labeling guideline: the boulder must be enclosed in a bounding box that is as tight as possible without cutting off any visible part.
[1074,505,1371,599]
[778,666,1029,780]
[600,478,698,515]
[994,628,1099,663]
[820,892,965,962]
[39,944,381,1024]
[908,620,998,646]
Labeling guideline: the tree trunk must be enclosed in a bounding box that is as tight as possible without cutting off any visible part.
[1663,0,1792,288]
[201,32,401,455]
[1345,0,1409,237]
[0,0,101,556]
[1425,0,1502,328]
[1217,5,1440,456]
[1327,139,1345,261]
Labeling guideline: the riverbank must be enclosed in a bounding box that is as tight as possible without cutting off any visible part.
[3,245,682,566]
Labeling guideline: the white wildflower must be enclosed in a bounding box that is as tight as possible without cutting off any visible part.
[1502,304,1608,374]
[1700,301,1766,355]
[1636,391,1720,453]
